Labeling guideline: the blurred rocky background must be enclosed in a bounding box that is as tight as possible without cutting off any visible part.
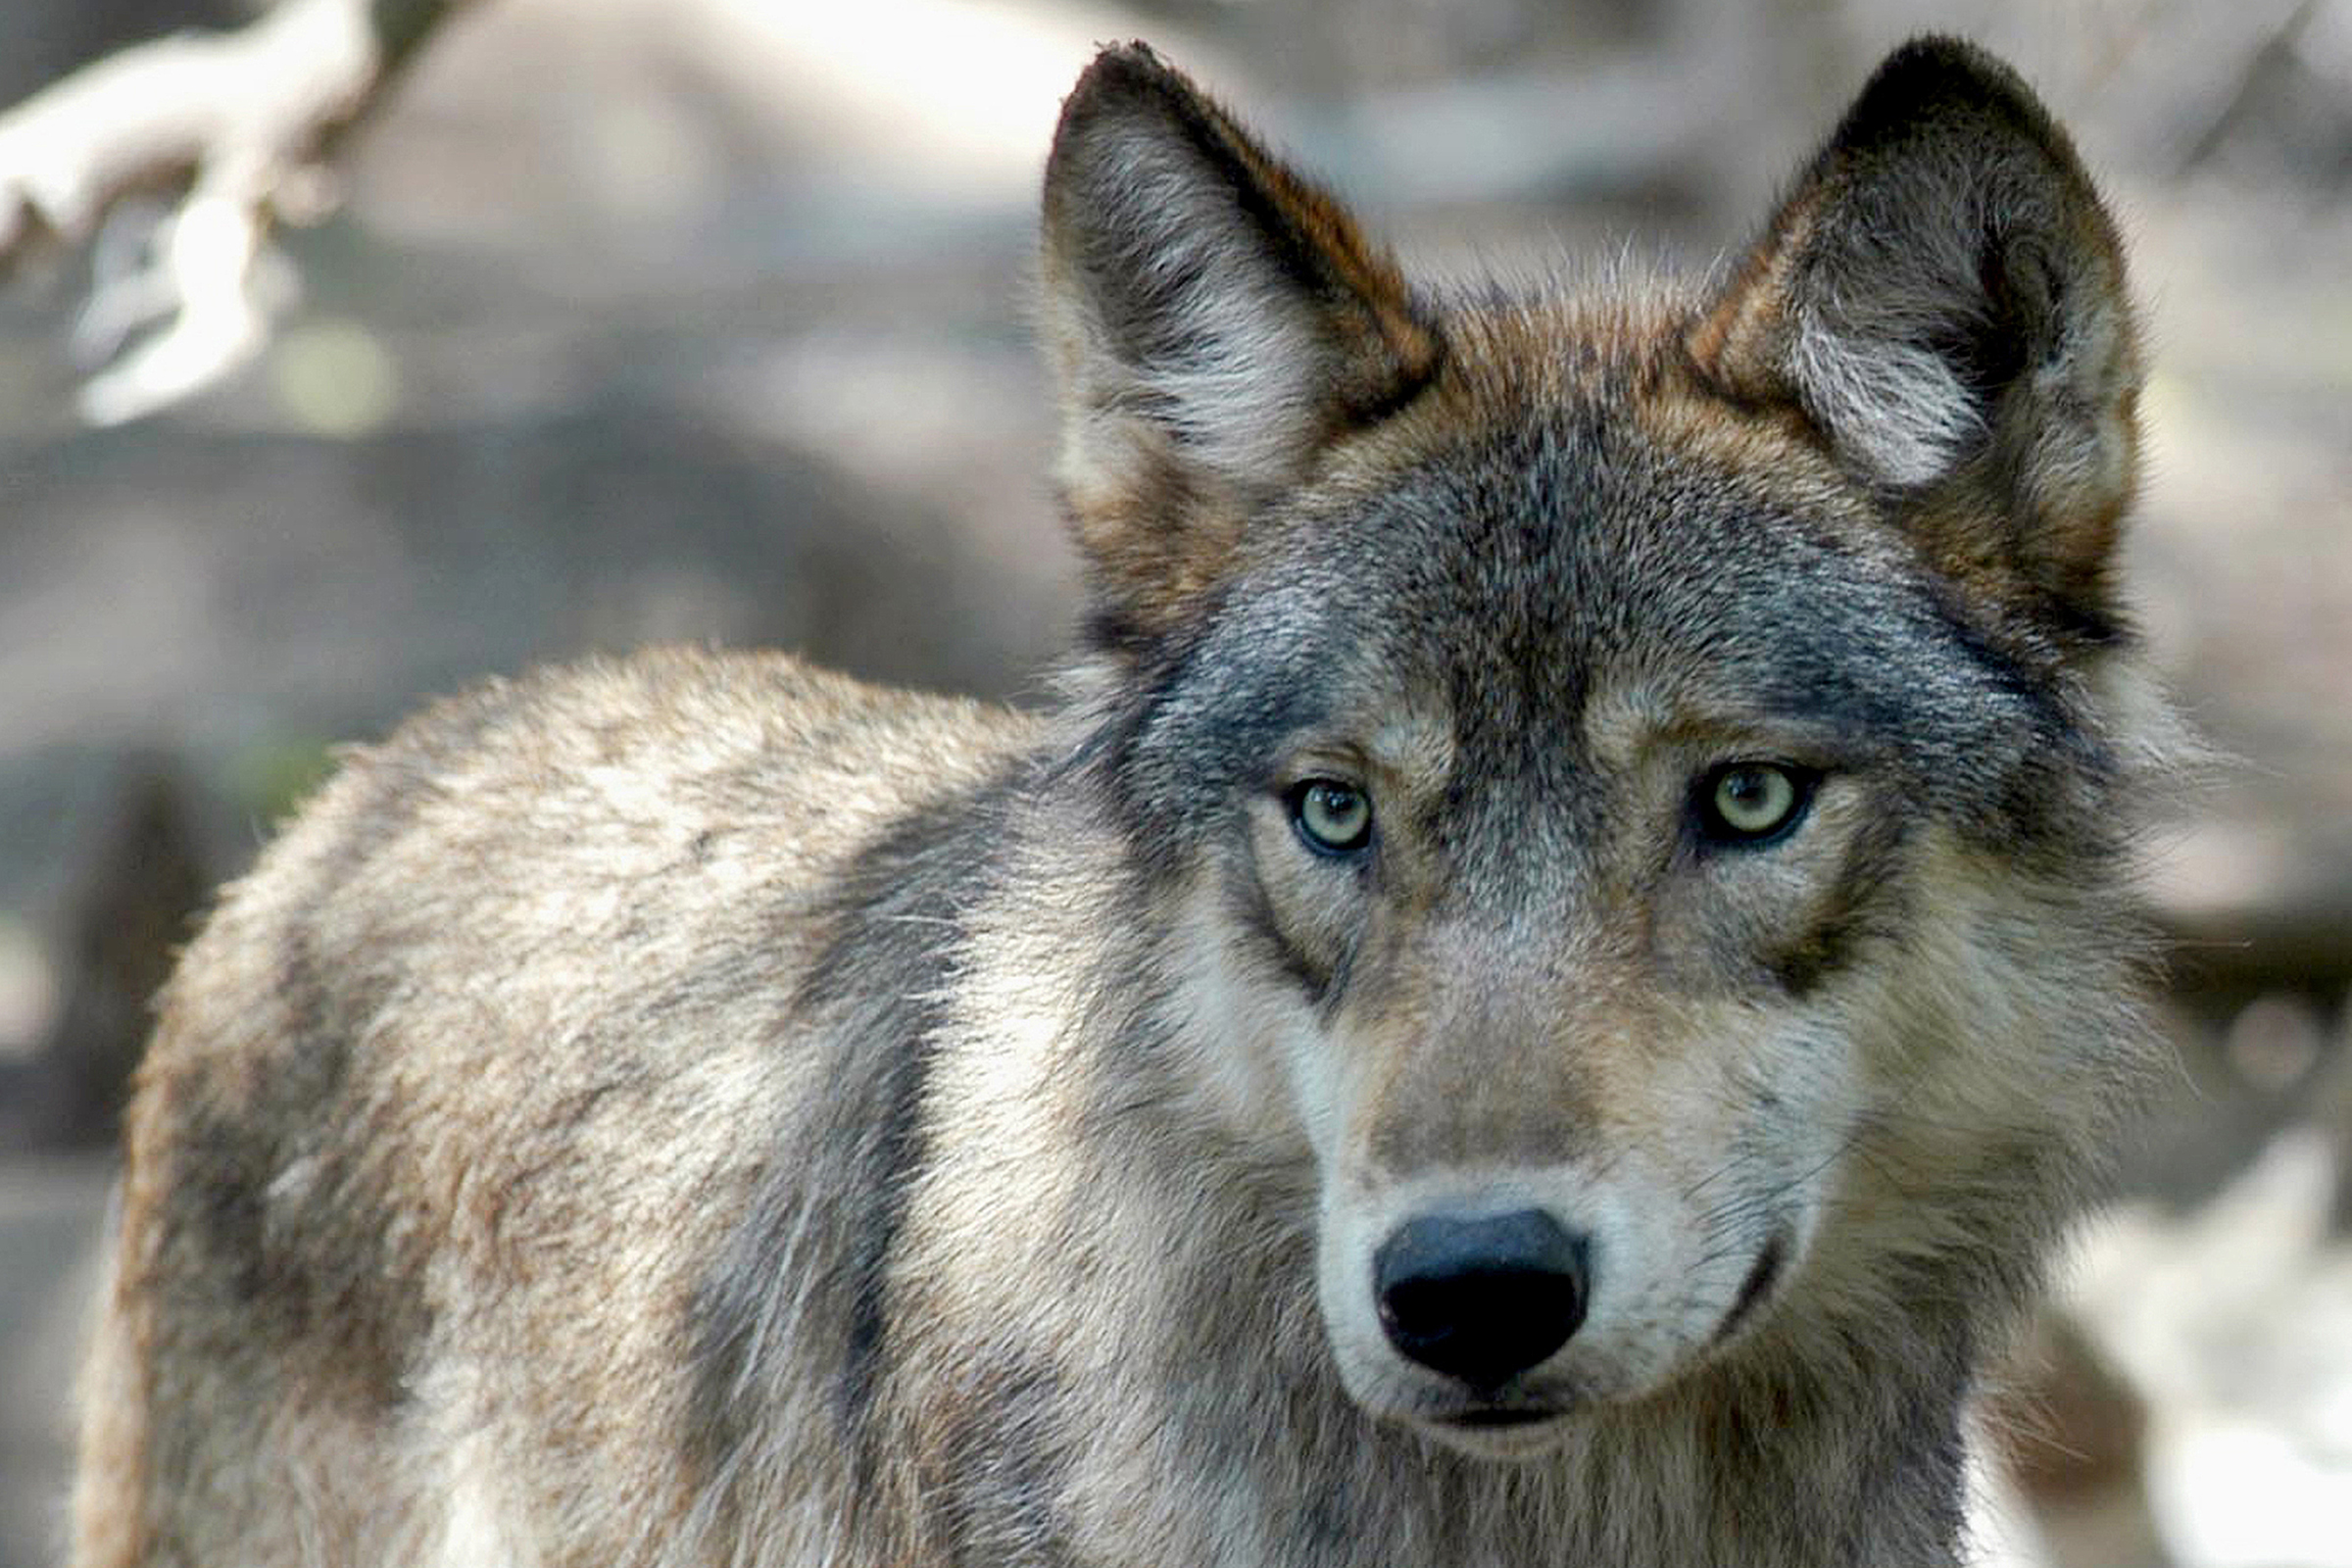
[0,0,2346,1563]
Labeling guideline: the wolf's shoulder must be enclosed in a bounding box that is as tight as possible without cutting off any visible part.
[370,646,1032,794]
[159,649,1040,1060]
[297,646,1038,864]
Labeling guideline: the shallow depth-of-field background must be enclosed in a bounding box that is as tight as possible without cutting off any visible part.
[2,2,2348,1564]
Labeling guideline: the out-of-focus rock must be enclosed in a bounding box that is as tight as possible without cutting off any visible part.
[2062,1127,2352,1568]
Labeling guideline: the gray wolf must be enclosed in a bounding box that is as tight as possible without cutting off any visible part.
[73,35,2175,1567]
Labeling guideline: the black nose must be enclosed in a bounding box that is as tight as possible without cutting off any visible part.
[1373,1207,1590,1389]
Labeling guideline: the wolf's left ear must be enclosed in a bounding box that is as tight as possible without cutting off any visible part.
[1688,38,2140,622]
[1042,45,1443,646]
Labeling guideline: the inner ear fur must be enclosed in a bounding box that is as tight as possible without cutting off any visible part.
[1688,36,2141,628]
[1040,44,1443,647]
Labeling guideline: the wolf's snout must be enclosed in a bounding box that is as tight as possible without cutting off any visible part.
[1371,1208,1590,1389]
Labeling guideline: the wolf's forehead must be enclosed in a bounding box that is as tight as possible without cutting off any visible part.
[1285,381,2000,773]
[1344,410,1862,685]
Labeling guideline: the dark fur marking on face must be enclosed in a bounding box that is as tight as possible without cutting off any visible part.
[1228,858,1337,1000]
[1766,809,1915,997]
[1101,595,1340,887]
[1906,581,2127,861]
[1913,580,2070,734]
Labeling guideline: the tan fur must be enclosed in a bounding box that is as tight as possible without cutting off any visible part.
[75,38,2172,1568]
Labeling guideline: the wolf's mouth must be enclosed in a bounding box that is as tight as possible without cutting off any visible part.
[1418,1400,1576,1458]
[1445,1405,1563,1430]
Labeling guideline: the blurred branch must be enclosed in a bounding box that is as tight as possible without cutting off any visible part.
[0,0,475,424]
[2176,0,2328,178]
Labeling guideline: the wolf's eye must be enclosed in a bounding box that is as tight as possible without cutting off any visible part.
[1696,762,1814,846]
[1291,779,1373,856]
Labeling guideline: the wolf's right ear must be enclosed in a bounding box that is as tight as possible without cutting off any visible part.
[1042,45,1442,647]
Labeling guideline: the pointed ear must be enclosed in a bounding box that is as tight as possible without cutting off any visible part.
[1041,45,1442,646]
[1687,38,2141,624]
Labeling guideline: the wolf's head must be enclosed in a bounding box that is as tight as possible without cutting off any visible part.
[1039,40,2164,1458]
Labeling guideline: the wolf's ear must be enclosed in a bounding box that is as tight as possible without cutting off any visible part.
[1687,38,2140,622]
[1042,45,1442,645]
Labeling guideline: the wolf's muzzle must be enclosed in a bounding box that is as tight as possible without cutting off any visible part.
[1372,1208,1590,1389]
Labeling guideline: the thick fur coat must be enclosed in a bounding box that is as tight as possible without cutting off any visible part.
[74,37,2176,1568]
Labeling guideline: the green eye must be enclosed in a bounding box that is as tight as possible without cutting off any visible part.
[1698,762,1814,845]
[1292,779,1373,856]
